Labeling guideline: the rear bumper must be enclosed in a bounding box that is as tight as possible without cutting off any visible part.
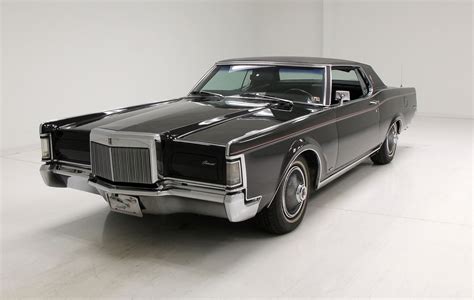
[40,163,260,222]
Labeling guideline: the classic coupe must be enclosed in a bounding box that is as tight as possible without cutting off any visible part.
[40,57,417,233]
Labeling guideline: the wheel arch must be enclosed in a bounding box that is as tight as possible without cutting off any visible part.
[266,137,325,208]
[391,115,404,134]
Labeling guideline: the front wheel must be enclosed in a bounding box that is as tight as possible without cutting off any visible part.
[257,157,310,234]
[371,122,399,165]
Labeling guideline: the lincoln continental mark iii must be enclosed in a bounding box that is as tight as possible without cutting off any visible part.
[40,57,417,233]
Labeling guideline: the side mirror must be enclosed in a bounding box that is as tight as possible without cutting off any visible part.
[335,90,350,105]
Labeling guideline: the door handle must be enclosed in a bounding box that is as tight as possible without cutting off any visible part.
[369,100,379,105]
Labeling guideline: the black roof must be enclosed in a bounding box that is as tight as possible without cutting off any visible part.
[216,56,366,66]
[216,56,386,90]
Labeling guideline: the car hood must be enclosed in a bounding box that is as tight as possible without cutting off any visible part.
[98,98,259,136]
[72,97,322,145]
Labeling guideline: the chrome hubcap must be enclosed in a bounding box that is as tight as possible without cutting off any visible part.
[296,184,307,203]
[282,165,307,219]
[386,124,398,156]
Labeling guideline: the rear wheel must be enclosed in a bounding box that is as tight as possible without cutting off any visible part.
[257,157,310,234]
[371,122,399,165]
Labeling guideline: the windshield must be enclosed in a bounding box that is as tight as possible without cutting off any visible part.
[193,65,325,104]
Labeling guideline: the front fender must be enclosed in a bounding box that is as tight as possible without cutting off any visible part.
[265,136,326,208]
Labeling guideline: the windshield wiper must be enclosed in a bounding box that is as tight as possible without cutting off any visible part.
[189,91,224,98]
[231,92,294,107]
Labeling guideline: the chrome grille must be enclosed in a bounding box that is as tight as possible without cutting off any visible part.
[91,142,112,180]
[111,147,152,183]
[91,142,153,184]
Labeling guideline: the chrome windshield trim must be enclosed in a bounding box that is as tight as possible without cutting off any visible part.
[215,61,329,68]
[188,65,217,95]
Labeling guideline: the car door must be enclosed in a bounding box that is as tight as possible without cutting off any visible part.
[332,66,380,169]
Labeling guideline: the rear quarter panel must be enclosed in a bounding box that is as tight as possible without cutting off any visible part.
[374,87,417,142]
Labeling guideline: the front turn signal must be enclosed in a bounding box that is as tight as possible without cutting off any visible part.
[40,134,51,161]
[226,160,242,187]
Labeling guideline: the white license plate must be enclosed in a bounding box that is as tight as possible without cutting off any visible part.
[107,194,143,217]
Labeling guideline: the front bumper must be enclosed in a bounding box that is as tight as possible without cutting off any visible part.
[40,163,260,222]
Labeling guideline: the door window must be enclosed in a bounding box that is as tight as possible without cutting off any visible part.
[331,67,370,104]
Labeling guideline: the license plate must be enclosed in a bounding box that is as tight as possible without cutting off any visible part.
[107,194,143,217]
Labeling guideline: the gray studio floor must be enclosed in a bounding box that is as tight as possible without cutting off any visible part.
[1,116,472,298]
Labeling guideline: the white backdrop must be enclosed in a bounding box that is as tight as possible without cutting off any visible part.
[322,0,473,119]
[1,0,472,153]
[0,0,323,152]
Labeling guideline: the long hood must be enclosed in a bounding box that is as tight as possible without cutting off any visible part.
[91,98,320,144]
[47,97,322,165]
[97,99,262,138]
[57,97,322,146]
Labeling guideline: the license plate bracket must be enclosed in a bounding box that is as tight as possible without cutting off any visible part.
[107,194,143,217]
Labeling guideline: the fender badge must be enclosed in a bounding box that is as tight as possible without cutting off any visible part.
[108,138,113,145]
[202,160,216,167]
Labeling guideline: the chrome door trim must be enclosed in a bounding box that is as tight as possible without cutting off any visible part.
[317,146,381,189]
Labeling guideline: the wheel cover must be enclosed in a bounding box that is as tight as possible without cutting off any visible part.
[282,165,307,219]
[386,124,398,156]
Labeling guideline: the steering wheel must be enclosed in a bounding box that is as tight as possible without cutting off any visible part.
[284,88,314,102]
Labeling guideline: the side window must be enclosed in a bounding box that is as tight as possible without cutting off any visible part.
[356,70,369,95]
[332,67,370,104]
[332,69,359,82]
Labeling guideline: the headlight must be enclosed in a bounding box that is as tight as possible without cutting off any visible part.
[40,134,51,160]
[226,160,242,187]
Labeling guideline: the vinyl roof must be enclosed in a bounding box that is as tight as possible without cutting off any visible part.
[216,56,366,66]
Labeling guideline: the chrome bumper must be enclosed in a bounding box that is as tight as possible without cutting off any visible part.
[40,164,260,222]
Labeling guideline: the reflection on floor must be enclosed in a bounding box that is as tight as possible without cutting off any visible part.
[1,116,472,297]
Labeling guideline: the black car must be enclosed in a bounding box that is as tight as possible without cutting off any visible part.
[40,57,417,234]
